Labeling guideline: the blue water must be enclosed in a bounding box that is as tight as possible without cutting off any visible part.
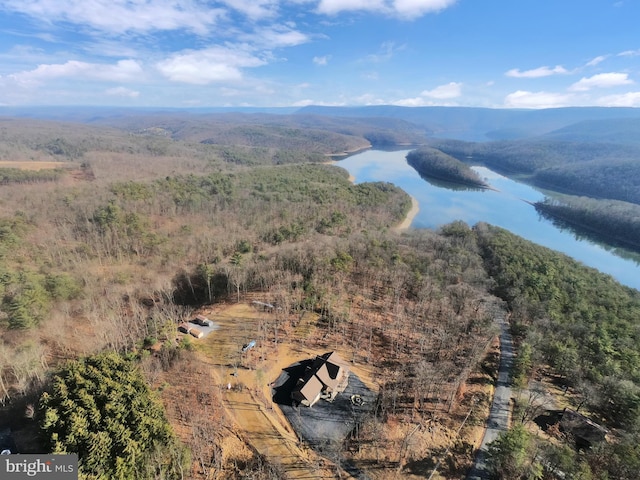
[337,149,640,291]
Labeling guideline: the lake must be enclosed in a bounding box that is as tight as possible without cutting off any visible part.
[337,149,640,291]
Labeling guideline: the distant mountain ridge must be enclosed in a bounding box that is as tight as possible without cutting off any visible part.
[541,117,640,146]
[4,104,640,143]
[296,105,640,141]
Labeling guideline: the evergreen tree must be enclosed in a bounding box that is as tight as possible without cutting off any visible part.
[40,352,188,479]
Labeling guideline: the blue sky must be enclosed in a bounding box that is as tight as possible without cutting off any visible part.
[1,0,639,108]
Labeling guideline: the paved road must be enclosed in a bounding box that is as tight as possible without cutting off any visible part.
[467,307,514,480]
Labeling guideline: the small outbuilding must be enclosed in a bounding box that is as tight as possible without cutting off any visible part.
[178,322,192,334]
[560,408,608,448]
[178,322,203,338]
[189,327,203,339]
[194,314,213,327]
[291,352,350,407]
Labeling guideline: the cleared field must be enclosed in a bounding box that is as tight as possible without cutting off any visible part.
[194,302,343,479]
[0,161,72,170]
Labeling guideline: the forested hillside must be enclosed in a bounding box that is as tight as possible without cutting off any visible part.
[1,113,640,479]
[432,138,640,194]
[87,111,428,150]
[0,117,486,478]
[535,195,640,251]
[475,224,640,479]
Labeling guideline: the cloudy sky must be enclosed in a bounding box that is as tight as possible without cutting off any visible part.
[1,0,639,108]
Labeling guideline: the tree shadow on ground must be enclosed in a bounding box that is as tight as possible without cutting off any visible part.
[403,446,448,476]
[534,409,563,432]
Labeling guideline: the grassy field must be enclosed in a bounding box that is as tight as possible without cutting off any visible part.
[0,161,74,170]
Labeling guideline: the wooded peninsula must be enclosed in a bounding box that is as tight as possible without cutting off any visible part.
[406,147,489,188]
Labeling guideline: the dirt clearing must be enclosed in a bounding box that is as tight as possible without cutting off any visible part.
[193,302,345,479]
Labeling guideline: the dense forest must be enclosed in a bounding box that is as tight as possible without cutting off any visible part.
[535,195,640,252]
[88,112,429,149]
[0,112,639,479]
[427,125,640,253]
[406,147,489,188]
[430,137,640,204]
[475,224,640,479]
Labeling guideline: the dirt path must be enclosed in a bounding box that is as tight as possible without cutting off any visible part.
[195,303,342,479]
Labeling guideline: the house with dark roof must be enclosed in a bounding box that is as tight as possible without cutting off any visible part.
[291,352,350,407]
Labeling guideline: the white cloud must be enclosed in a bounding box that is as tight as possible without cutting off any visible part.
[505,65,569,78]
[393,96,429,107]
[365,42,405,63]
[392,96,460,107]
[421,81,462,99]
[316,0,385,15]
[392,81,462,106]
[0,0,223,35]
[313,55,331,66]
[316,0,456,18]
[1,28,58,43]
[569,72,633,91]
[353,93,385,105]
[618,49,640,57]
[292,99,317,107]
[504,90,575,109]
[392,0,458,18]
[219,0,279,19]
[0,45,48,64]
[156,47,265,85]
[596,91,640,107]
[240,26,310,48]
[585,55,607,67]
[291,99,346,106]
[106,86,140,98]
[9,59,143,87]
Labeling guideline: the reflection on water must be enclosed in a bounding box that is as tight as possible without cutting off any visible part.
[415,172,487,192]
[337,149,640,290]
[536,209,640,265]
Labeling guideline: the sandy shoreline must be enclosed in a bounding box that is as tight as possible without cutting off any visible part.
[395,195,419,231]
